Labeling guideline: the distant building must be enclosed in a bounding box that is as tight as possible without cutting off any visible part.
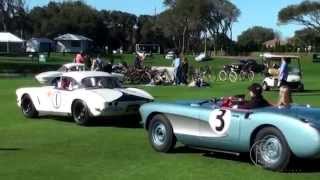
[54,33,93,53]
[263,38,287,48]
[26,38,55,53]
[0,32,24,53]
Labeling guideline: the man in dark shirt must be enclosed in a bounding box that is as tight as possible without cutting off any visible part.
[239,83,270,109]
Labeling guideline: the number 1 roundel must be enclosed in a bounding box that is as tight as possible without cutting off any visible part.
[208,109,231,136]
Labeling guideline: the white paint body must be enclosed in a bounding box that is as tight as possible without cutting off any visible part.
[17,71,153,117]
[35,63,124,85]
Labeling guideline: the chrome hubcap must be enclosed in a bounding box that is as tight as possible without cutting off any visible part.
[152,122,167,146]
[260,135,282,165]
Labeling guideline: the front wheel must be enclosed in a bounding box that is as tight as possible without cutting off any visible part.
[228,71,238,82]
[148,114,176,152]
[248,71,255,81]
[72,100,91,126]
[21,95,38,118]
[251,127,291,171]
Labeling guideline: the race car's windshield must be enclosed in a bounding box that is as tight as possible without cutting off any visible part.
[58,65,85,72]
[82,76,122,89]
[58,66,67,72]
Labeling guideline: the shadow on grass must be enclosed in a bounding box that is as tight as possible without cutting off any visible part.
[0,148,22,151]
[88,116,142,128]
[204,152,320,173]
[44,115,142,129]
[286,158,320,173]
[170,146,208,154]
[171,146,320,173]
[171,146,249,163]
[293,89,320,96]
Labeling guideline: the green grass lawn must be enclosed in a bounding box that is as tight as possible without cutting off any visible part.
[0,55,320,179]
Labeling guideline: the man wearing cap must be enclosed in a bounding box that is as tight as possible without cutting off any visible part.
[238,83,270,109]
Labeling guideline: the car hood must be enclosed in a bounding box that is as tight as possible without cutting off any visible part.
[89,88,153,102]
[258,105,320,125]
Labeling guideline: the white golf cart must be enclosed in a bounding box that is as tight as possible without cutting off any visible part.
[261,53,304,91]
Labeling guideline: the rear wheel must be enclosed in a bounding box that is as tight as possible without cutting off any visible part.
[21,95,38,118]
[72,100,90,126]
[148,114,176,152]
[251,127,291,171]
[218,70,227,81]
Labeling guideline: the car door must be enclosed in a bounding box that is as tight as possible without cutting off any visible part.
[51,77,78,115]
[35,86,57,112]
[198,107,247,149]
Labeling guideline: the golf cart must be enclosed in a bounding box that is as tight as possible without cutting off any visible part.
[261,53,304,91]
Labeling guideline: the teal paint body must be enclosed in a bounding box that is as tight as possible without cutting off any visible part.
[140,101,320,158]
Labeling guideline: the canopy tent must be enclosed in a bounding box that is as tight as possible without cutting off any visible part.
[54,33,92,41]
[0,32,24,53]
[54,33,92,53]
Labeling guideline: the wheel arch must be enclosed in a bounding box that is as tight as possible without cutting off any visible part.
[21,93,38,110]
[249,124,280,147]
[145,112,163,130]
[21,93,30,100]
[71,99,84,112]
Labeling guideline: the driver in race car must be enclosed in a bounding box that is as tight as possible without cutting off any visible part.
[238,83,270,109]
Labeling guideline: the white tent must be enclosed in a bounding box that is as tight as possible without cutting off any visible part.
[0,32,24,53]
[54,33,92,53]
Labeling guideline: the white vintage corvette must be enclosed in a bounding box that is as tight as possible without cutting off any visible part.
[35,63,124,85]
[17,71,154,125]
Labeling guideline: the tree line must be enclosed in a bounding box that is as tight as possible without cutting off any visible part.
[1,0,320,54]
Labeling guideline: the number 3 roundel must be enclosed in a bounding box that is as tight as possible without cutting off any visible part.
[208,109,231,136]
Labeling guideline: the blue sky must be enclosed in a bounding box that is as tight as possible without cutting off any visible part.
[27,0,305,40]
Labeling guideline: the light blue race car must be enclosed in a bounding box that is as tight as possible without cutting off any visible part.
[139,97,320,171]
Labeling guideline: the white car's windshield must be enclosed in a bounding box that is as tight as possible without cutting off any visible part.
[82,76,122,89]
[58,65,85,72]
[58,66,67,72]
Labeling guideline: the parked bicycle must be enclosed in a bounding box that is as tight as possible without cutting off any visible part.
[218,64,239,82]
[239,69,255,81]
[124,66,152,84]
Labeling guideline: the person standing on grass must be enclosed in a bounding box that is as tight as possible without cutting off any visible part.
[134,53,144,69]
[75,51,85,64]
[172,52,181,85]
[181,56,189,84]
[278,58,289,86]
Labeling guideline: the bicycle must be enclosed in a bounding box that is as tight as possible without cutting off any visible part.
[239,69,255,81]
[218,65,238,82]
